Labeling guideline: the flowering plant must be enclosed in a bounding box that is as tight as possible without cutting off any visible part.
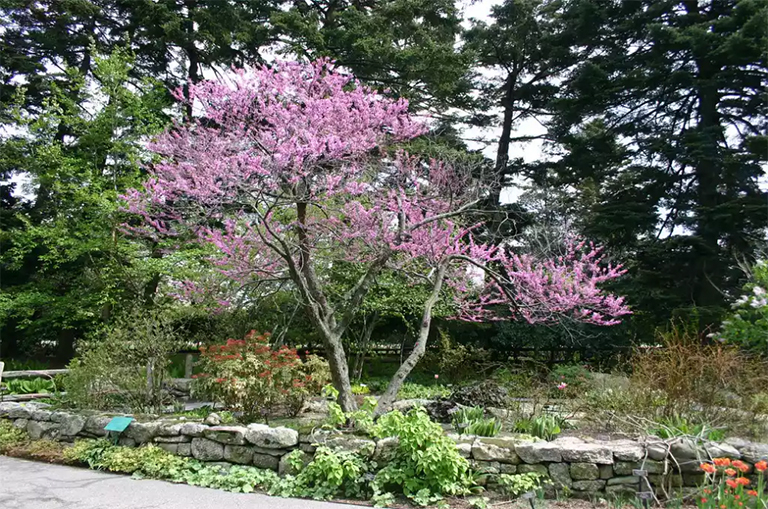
[697,458,767,509]
[713,260,768,354]
[193,330,330,422]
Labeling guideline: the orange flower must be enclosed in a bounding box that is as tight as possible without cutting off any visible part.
[756,460,767,472]
[748,490,758,497]
[726,479,739,489]
[701,463,717,474]
[721,505,727,509]
[725,468,738,477]
[738,503,743,507]
[704,489,713,494]
[714,458,732,467]
[736,477,750,486]
[732,460,750,473]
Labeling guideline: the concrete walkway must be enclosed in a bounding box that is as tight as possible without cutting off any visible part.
[0,456,357,509]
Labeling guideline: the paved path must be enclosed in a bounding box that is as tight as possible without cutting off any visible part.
[0,456,356,509]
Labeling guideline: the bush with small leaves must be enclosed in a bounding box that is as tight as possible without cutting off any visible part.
[372,408,475,505]
[0,420,28,452]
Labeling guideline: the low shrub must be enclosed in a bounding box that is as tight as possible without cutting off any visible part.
[648,414,725,442]
[397,382,451,400]
[0,420,28,452]
[420,330,492,382]
[372,407,476,505]
[292,446,371,500]
[193,330,330,422]
[64,309,183,413]
[497,472,549,497]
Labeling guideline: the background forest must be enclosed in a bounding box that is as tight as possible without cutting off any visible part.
[1,0,766,369]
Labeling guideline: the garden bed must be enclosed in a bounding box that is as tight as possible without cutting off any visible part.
[3,400,768,502]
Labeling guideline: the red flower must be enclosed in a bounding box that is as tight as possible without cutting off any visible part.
[701,463,717,474]
[755,461,767,472]
[747,490,758,497]
[726,479,738,489]
[714,458,732,467]
[701,498,708,504]
[732,460,750,473]
[736,477,750,486]
[725,468,738,477]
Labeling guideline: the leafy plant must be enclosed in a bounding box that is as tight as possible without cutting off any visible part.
[3,377,56,395]
[648,415,725,442]
[497,472,549,498]
[451,406,501,436]
[352,384,371,395]
[514,414,563,441]
[0,420,28,452]
[293,446,371,500]
[193,330,330,422]
[372,408,475,505]
[549,364,593,397]
[397,383,451,400]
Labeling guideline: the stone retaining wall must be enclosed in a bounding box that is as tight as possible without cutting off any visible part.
[2,402,767,498]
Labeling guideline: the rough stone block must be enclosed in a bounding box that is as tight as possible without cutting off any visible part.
[739,443,768,464]
[548,463,572,490]
[204,426,247,445]
[26,420,58,440]
[599,464,613,479]
[472,442,520,464]
[279,451,311,476]
[57,414,86,437]
[191,437,225,461]
[252,452,280,471]
[155,435,191,443]
[177,443,192,457]
[607,476,640,486]
[570,462,599,480]
[572,480,606,492]
[457,443,472,458]
[374,436,399,461]
[157,443,178,454]
[179,422,207,438]
[561,443,613,464]
[518,464,548,476]
[124,421,160,444]
[516,441,563,463]
[245,424,299,449]
[224,445,254,465]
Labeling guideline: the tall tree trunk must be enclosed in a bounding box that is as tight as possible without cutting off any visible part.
[352,311,378,380]
[182,0,200,121]
[376,262,447,414]
[490,73,517,206]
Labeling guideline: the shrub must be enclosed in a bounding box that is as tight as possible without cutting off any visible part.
[713,260,768,355]
[64,309,183,413]
[548,363,593,397]
[631,320,768,429]
[193,330,330,422]
[420,330,492,382]
[497,472,549,498]
[0,420,28,452]
[292,446,371,500]
[372,408,475,505]
[397,382,451,400]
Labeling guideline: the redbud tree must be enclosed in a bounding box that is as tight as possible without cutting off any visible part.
[124,60,630,413]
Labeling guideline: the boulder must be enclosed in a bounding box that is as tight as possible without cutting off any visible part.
[704,442,740,459]
[177,443,192,457]
[374,436,399,461]
[560,443,613,464]
[457,443,472,458]
[472,442,520,464]
[224,445,254,465]
[154,435,191,443]
[572,480,606,492]
[58,413,86,437]
[30,409,53,422]
[179,422,207,438]
[570,462,599,480]
[155,422,184,437]
[26,420,59,440]
[157,443,179,454]
[204,426,247,445]
[0,402,24,418]
[518,464,548,476]
[252,453,280,471]
[13,419,28,429]
[191,437,225,461]
[245,424,299,449]
[669,439,706,460]
[83,415,112,437]
[204,413,222,426]
[124,421,160,444]
[515,441,563,463]
[599,465,614,479]
[737,443,768,464]
[548,463,572,489]
[324,436,376,457]
[611,442,645,462]
[607,476,640,486]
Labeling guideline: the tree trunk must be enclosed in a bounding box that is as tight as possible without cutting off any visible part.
[490,73,517,206]
[376,263,447,414]
[320,329,357,412]
[352,311,378,380]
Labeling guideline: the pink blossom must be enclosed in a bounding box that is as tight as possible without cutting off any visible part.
[557,382,568,390]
